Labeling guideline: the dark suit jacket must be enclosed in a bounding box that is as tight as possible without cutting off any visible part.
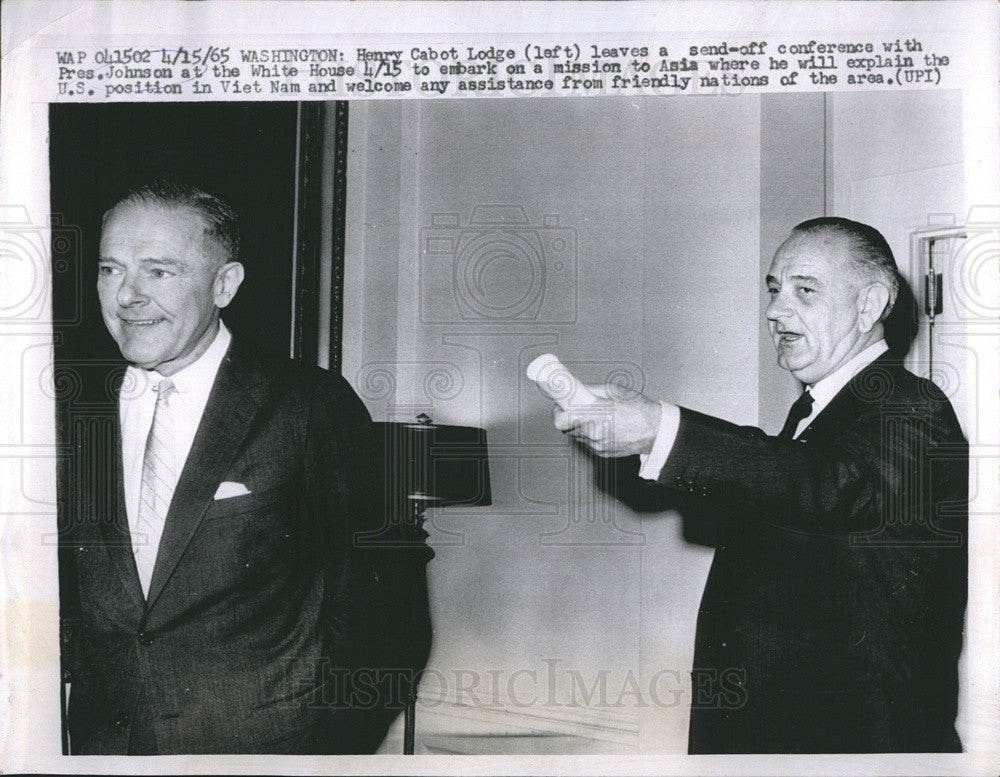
[655,354,967,753]
[61,337,432,754]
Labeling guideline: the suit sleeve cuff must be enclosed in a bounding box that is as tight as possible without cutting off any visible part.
[637,402,680,480]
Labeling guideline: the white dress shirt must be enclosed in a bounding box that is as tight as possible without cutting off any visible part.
[638,339,889,480]
[120,322,232,549]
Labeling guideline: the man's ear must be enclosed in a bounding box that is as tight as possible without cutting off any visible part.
[856,282,890,333]
[214,262,245,309]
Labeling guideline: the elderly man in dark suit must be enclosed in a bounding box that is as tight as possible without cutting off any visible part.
[62,182,431,754]
[551,218,967,753]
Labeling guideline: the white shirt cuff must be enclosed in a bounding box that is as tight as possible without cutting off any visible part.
[637,402,680,480]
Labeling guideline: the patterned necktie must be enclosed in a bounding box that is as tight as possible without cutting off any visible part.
[777,389,813,441]
[134,378,177,597]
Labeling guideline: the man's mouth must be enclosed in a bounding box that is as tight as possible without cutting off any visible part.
[120,318,164,327]
[776,331,803,345]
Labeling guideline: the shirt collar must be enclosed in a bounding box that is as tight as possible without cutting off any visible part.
[807,339,889,407]
[124,322,232,398]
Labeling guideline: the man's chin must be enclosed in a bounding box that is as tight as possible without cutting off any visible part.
[778,356,817,383]
[117,344,165,371]
[789,364,826,385]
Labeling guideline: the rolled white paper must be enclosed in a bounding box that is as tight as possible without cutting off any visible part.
[526,353,599,410]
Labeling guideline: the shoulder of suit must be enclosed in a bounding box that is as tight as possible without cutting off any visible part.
[225,336,338,381]
[225,335,364,408]
[849,354,949,410]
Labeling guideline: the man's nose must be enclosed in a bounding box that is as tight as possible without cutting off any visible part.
[116,273,147,307]
[765,292,790,321]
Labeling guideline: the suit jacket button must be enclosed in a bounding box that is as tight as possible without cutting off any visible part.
[115,714,131,727]
[138,631,153,645]
[673,475,685,488]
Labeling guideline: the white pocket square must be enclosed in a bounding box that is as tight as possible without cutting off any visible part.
[214,481,251,500]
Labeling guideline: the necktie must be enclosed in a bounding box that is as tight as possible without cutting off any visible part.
[777,389,813,440]
[135,378,177,597]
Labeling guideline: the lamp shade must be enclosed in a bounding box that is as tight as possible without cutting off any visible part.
[374,420,491,508]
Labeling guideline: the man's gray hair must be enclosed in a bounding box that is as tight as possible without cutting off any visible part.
[103,181,241,265]
[792,216,900,321]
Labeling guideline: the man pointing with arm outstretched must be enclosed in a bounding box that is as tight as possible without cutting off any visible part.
[548,218,967,753]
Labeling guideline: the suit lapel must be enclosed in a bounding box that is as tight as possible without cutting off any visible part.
[97,388,145,612]
[144,341,265,610]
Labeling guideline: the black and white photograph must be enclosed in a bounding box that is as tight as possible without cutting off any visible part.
[1,2,998,775]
